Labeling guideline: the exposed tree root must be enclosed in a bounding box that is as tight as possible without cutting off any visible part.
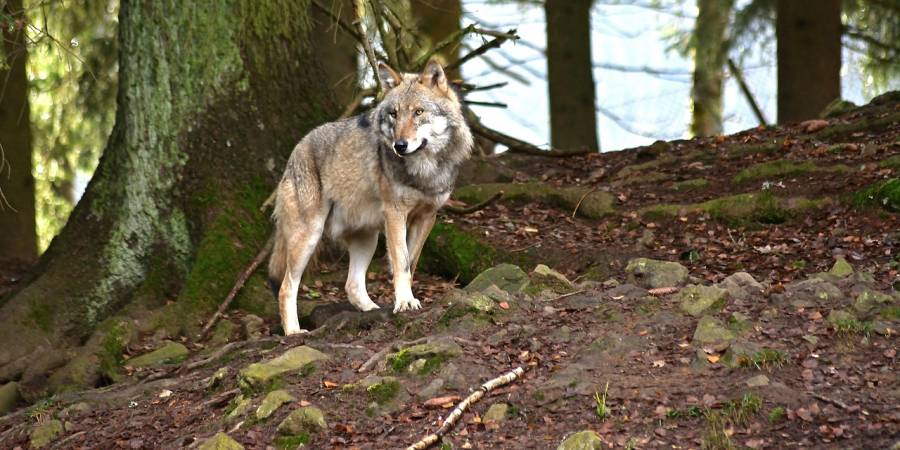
[444,191,503,215]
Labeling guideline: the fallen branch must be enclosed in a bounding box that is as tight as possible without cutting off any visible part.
[358,337,429,373]
[444,191,503,215]
[406,366,526,450]
[198,236,275,341]
[811,392,851,410]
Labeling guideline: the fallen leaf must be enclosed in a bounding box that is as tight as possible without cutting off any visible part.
[158,389,173,398]
[706,355,720,363]
[498,301,510,310]
[652,360,666,367]
[323,380,338,389]
[648,287,679,296]
[796,408,813,422]
[300,400,311,407]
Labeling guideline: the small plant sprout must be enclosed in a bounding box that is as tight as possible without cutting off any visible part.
[594,382,611,420]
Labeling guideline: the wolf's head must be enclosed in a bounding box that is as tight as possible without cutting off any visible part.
[375,60,467,158]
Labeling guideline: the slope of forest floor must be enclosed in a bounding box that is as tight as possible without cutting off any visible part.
[0,93,898,449]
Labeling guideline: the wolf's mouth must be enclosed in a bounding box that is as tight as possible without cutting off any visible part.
[395,138,428,157]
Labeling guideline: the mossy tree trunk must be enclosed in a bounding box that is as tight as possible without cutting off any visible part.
[690,0,734,137]
[776,0,842,123]
[0,0,340,400]
[545,0,599,153]
[0,0,37,263]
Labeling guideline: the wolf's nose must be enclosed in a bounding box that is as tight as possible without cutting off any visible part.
[393,140,408,152]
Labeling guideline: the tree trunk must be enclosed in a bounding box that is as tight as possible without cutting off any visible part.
[776,0,842,123]
[411,0,463,80]
[0,0,340,400]
[0,0,37,263]
[691,0,734,137]
[311,0,359,105]
[545,0,599,153]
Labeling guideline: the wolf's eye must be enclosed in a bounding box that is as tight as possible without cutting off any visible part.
[389,110,397,118]
[414,108,424,116]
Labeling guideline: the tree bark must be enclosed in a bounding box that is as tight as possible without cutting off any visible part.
[776,0,842,123]
[411,0,463,80]
[545,0,599,153]
[691,0,734,137]
[312,0,359,105]
[0,0,37,263]
[0,0,339,400]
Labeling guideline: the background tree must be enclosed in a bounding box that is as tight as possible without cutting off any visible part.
[0,0,340,400]
[545,0,599,152]
[690,0,734,136]
[776,0,842,123]
[0,0,37,263]
[411,0,463,80]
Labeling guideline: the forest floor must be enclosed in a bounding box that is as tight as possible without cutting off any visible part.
[1,93,898,449]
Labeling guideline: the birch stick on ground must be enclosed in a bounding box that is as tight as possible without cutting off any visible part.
[406,366,526,450]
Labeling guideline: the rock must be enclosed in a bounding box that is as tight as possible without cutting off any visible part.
[827,309,856,326]
[241,314,265,339]
[692,316,737,346]
[625,258,688,289]
[727,312,753,334]
[718,272,764,301]
[782,278,844,306]
[745,374,770,388]
[277,406,327,435]
[225,395,253,422]
[198,432,244,450]
[854,289,893,317]
[819,98,857,118]
[387,338,462,375]
[239,346,329,391]
[721,340,761,368]
[256,389,296,420]
[416,378,445,400]
[0,381,20,415]
[58,402,91,419]
[207,367,230,391]
[605,284,649,301]
[557,430,604,450]
[679,285,728,317]
[828,257,854,278]
[126,341,189,368]
[29,419,64,448]
[362,376,406,406]
[208,320,237,347]
[465,264,529,294]
[529,264,574,294]
[483,403,510,423]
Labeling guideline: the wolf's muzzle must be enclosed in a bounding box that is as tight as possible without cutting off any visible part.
[393,138,428,157]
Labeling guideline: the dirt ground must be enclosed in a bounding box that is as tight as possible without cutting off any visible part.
[0,93,898,449]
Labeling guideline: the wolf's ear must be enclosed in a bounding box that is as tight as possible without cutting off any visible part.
[378,63,402,90]
[421,59,448,93]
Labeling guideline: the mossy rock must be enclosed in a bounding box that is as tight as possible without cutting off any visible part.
[483,402,510,423]
[827,309,856,326]
[679,285,728,317]
[126,341,189,368]
[453,182,615,219]
[256,389,296,420]
[854,178,900,213]
[198,432,244,450]
[720,340,762,369]
[362,376,405,408]
[419,222,500,284]
[828,257,854,278]
[854,290,894,317]
[224,394,254,422]
[783,278,844,306]
[692,316,737,346]
[239,346,329,392]
[717,272,764,301]
[0,381,20,415]
[465,263,530,294]
[277,406,327,435]
[640,191,829,226]
[30,419,64,449]
[527,264,574,296]
[819,98,857,118]
[557,430,604,450]
[733,160,849,183]
[386,337,462,375]
[624,258,688,289]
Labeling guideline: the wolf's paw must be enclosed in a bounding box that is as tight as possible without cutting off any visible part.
[350,295,381,312]
[283,324,309,336]
[393,294,421,313]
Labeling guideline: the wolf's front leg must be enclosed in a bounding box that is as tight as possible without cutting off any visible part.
[345,230,380,311]
[384,206,420,313]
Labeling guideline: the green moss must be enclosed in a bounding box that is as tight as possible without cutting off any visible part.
[768,406,786,423]
[96,321,132,381]
[419,222,498,284]
[733,160,849,183]
[878,154,900,170]
[275,434,310,450]
[672,178,709,191]
[880,305,900,320]
[854,178,900,213]
[453,183,614,219]
[833,318,874,336]
[28,299,54,333]
[725,141,780,160]
[366,379,401,405]
[640,191,827,227]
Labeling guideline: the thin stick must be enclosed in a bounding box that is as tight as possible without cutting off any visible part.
[358,337,429,373]
[547,290,585,302]
[445,29,517,73]
[198,236,275,341]
[444,192,503,215]
[727,58,767,126]
[571,186,599,218]
[811,393,851,410]
[354,0,383,96]
[406,366,526,450]
[311,0,363,42]
[464,100,507,108]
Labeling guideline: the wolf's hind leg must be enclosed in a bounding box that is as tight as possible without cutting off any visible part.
[345,230,380,311]
[278,210,326,335]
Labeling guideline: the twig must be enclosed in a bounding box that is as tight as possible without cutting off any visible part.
[444,192,503,215]
[458,81,509,92]
[198,236,275,341]
[547,290,585,302]
[445,28,518,73]
[464,99,507,108]
[406,366,526,450]
[811,393,851,410]
[354,0,383,96]
[311,0,363,42]
[510,242,539,253]
[413,24,476,70]
[358,337,429,373]
[571,186,600,218]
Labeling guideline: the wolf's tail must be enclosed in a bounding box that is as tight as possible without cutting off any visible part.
[268,230,287,299]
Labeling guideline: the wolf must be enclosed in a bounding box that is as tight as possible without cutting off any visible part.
[267,60,474,335]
